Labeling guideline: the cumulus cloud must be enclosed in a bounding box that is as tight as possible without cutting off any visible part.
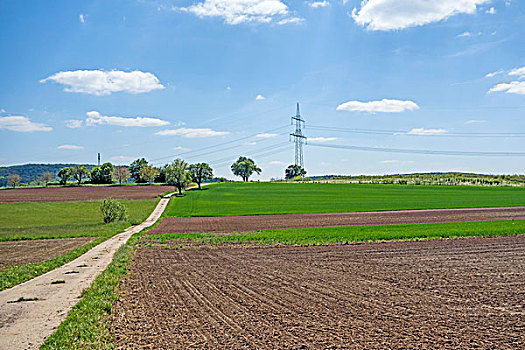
[309,1,330,8]
[277,17,304,25]
[57,144,84,150]
[156,127,230,138]
[485,69,504,78]
[40,70,165,96]
[79,14,86,23]
[173,146,190,151]
[177,0,301,25]
[85,111,170,127]
[489,81,525,95]
[308,137,338,142]
[256,133,278,138]
[256,94,266,100]
[65,119,83,128]
[485,7,496,14]
[352,0,490,31]
[0,116,52,132]
[457,31,472,38]
[110,156,135,162]
[509,66,525,79]
[465,119,486,124]
[406,128,448,135]
[336,99,419,113]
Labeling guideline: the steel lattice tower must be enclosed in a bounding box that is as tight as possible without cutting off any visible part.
[290,103,306,169]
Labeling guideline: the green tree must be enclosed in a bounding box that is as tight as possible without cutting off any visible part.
[139,165,158,184]
[231,156,261,182]
[112,166,129,185]
[8,174,21,188]
[165,158,190,195]
[285,164,306,180]
[73,165,90,185]
[189,163,213,190]
[90,162,114,184]
[42,172,53,186]
[57,167,73,185]
[129,158,149,183]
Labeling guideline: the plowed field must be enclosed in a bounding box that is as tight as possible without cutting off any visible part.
[150,206,525,234]
[0,237,95,271]
[0,185,173,202]
[111,235,525,349]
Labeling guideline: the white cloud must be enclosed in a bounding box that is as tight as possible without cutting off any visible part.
[79,14,86,23]
[309,1,330,8]
[406,128,448,135]
[245,141,257,145]
[269,160,285,165]
[40,70,165,96]
[485,7,496,14]
[256,133,278,138]
[256,94,266,100]
[308,137,338,142]
[173,146,190,151]
[336,99,419,113]
[465,119,486,124]
[85,111,170,127]
[485,69,504,78]
[110,156,135,162]
[177,0,300,25]
[352,0,490,31]
[0,116,52,132]
[156,127,230,138]
[509,66,525,79]
[226,85,232,90]
[489,81,525,95]
[65,119,83,128]
[457,31,472,38]
[0,108,6,113]
[57,144,84,150]
[277,17,304,25]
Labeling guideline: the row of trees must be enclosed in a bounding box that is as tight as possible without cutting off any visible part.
[5,156,307,188]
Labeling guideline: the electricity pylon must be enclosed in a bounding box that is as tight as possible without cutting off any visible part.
[290,103,306,169]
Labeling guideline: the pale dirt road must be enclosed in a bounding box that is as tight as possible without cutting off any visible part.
[0,195,172,350]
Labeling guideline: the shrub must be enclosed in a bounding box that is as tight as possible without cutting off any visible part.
[100,198,127,224]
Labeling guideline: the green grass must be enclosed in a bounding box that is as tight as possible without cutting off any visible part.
[150,220,525,246]
[40,232,138,350]
[0,199,157,241]
[164,182,525,217]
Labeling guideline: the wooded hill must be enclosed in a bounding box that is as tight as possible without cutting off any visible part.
[0,164,95,187]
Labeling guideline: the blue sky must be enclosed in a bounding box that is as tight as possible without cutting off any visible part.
[1,0,524,180]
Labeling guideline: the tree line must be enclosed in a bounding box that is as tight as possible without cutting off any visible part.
[4,156,308,189]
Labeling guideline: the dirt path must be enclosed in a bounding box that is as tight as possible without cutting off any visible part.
[150,206,525,234]
[0,195,172,350]
[112,235,525,349]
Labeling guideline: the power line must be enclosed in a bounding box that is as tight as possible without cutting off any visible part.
[307,125,525,138]
[308,142,525,157]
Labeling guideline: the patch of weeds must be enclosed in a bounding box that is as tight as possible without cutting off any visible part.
[8,296,39,303]
[51,280,65,284]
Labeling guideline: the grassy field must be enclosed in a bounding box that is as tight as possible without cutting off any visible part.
[164,182,525,217]
[150,220,525,246]
[0,199,157,241]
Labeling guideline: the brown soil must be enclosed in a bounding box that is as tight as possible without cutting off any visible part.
[0,185,174,202]
[111,235,525,349]
[150,206,525,234]
[0,237,95,271]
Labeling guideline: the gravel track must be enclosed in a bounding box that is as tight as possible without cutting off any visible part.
[112,235,525,349]
[150,206,525,234]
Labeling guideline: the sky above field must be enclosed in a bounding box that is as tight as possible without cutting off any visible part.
[0,0,524,180]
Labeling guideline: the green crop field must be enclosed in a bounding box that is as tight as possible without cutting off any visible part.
[0,199,157,241]
[150,220,525,246]
[165,182,525,217]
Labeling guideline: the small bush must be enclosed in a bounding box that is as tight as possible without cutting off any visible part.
[100,198,127,224]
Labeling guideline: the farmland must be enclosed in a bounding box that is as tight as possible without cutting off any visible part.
[111,235,525,348]
[0,184,173,202]
[164,182,525,217]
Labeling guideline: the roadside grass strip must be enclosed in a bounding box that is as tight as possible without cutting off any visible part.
[0,236,107,291]
[164,183,525,217]
[149,220,525,246]
[0,199,157,241]
[40,235,137,350]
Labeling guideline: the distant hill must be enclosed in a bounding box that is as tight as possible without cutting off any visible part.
[0,163,96,187]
